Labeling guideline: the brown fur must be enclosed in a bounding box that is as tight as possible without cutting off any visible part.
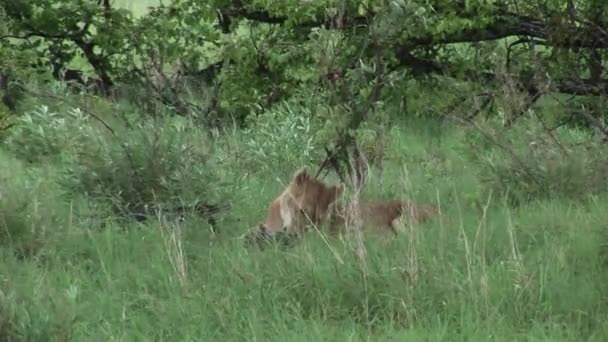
[327,199,440,236]
[243,169,344,247]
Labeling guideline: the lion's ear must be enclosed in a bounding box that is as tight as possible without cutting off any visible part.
[293,168,309,185]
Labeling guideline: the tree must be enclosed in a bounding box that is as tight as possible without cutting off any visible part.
[1,0,607,170]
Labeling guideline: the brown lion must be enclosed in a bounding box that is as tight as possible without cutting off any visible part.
[243,168,344,247]
[327,199,440,237]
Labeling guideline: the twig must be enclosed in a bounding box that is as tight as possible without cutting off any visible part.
[506,38,545,71]
[549,92,608,142]
[449,114,542,187]
[532,110,569,155]
[0,123,16,131]
[548,114,576,131]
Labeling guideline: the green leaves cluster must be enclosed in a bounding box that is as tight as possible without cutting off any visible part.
[2,0,608,148]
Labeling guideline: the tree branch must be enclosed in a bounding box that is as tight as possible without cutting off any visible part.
[220,3,608,50]
[218,2,369,32]
[390,48,608,98]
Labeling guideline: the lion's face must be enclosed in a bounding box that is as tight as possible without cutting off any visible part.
[244,169,345,249]
[287,169,344,224]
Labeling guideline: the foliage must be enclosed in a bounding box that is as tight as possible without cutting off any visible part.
[2,0,608,340]
[0,150,66,258]
[2,0,607,142]
[0,0,224,120]
[117,1,222,120]
[0,0,133,87]
[3,100,227,224]
[466,118,608,205]
[2,92,608,338]
[60,115,226,222]
[240,101,323,173]
[5,104,90,163]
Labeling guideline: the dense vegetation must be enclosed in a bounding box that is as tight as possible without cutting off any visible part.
[1,0,608,340]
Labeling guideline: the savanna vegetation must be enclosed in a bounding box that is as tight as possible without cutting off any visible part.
[1,0,608,340]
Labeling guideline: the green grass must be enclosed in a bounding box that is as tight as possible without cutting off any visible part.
[3,1,607,339]
[2,102,608,341]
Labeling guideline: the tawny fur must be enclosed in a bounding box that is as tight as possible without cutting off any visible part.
[327,199,439,236]
[254,168,344,235]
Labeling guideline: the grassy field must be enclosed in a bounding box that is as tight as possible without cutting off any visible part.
[1,2,607,340]
[2,94,608,341]
[0,0,608,341]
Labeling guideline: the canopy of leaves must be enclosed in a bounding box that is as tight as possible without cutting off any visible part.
[1,0,607,158]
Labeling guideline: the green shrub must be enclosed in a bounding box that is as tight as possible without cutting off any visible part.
[61,116,228,223]
[4,105,91,164]
[238,101,324,175]
[4,100,230,226]
[466,118,608,204]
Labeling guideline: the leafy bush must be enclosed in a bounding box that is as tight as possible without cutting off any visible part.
[4,100,229,225]
[238,101,324,175]
[61,116,228,223]
[5,105,91,164]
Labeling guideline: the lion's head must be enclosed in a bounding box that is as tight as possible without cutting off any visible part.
[244,168,344,249]
[287,168,344,226]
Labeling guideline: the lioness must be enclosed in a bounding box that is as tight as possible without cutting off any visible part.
[327,199,440,236]
[243,168,344,247]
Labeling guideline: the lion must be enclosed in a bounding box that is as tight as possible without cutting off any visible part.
[326,199,440,237]
[243,168,344,248]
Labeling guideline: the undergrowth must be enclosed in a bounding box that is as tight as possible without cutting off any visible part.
[1,92,608,340]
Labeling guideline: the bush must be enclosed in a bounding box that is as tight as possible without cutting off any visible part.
[238,101,324,175]
[4,99,230,227]
[61,115,228,224]
[4,104,91,164]
[466,118,608,205]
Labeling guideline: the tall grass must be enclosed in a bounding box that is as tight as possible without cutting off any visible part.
[1,95,608,340]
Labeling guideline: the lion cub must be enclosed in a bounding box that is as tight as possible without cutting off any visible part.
[243,169,344,247]
[327,199,439,236]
